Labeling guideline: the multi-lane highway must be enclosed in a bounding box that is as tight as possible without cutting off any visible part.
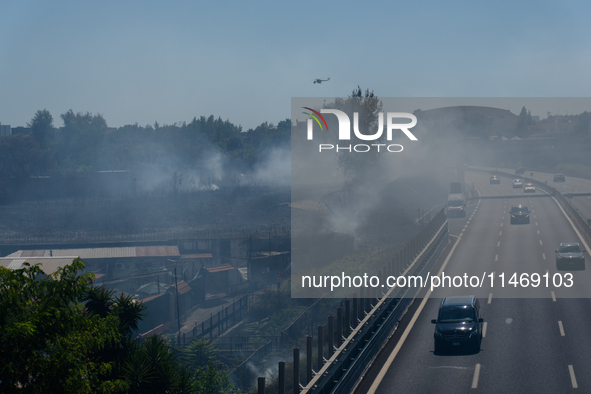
[355,170,591,393]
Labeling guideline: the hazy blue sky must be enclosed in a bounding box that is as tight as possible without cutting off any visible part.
[1,1,590,130]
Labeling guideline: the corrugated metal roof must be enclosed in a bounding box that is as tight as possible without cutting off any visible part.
[136,246,180,257]
[6,246,180,259]
[17,250,46,257]
[205,264,235,273]
[181,253,213,259]
[0,257,77,276]
[141,292,167,302]
[170,280,191,295]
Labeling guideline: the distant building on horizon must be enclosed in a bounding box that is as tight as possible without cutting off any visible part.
[11,126,31,135]
[0,123,11,137]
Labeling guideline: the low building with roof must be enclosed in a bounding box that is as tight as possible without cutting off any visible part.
[0,256,78,276]
[6,245,180,280]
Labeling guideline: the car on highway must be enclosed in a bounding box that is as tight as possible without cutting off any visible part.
[523,183,536,193]
[446,193,466,218]
[512,179,523,188]
[510,204,530,224]
[553,173,566,182]
[556,242,585,270]
[490,175,501,184]
[431,295,483,353]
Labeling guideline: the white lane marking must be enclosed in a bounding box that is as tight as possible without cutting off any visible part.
[495,254,498,262]
[535,222,538,226]
[499,231,502,236]
[367,235,463,394]
[539,240,543,246]
[558,321,565,336]
[497,241,501,247]
[471,364,481,389]
[501,222,503,227]
[462,228,466,232]
[482,322,488,338]
[430,366,469,370]
[542,253,546,260]
[537,230,540,235]
[488,293,493,304]
[551,291,557,302]
[502,216,504,220]
[569,365,578,389]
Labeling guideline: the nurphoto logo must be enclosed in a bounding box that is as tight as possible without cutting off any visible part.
[302,107,418,153]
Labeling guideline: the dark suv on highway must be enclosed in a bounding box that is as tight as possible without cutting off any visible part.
[432,296,483,353]
[553,173,565,182]
[556,242,585,270]
[510,204,530,224]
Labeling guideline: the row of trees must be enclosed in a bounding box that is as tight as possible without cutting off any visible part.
[0,260,233,393]
[0,109,291,180]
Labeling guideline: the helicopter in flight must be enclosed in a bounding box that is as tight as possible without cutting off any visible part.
[313,77,330,84]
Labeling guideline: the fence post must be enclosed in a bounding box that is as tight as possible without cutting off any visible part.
[306,336,313,384]
[294,348,300,393]
[279,361,285,394]
[318,325,323,370]
[328,315,334,358]
[258,377,265,394]
[345,299,351,337]
[359,287,365,314]
[352,292,358,326]
[337,307,343,347]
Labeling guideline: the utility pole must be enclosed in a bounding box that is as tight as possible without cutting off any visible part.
[175,267,181,335]
[165,257,181,340]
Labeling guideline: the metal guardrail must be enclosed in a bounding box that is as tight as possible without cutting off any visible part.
[300,212,449,394]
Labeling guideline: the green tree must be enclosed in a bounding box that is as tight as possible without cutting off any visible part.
[0,134,46,179]
[56,110,108,174]
[323,86,383,183]
[516,106,531,137]
[27,109,53,149]
[124,336,197,394]
[179,338,233,393]
[0,259,126,393]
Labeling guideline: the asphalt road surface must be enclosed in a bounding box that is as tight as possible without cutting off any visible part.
[356,170,591,394]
